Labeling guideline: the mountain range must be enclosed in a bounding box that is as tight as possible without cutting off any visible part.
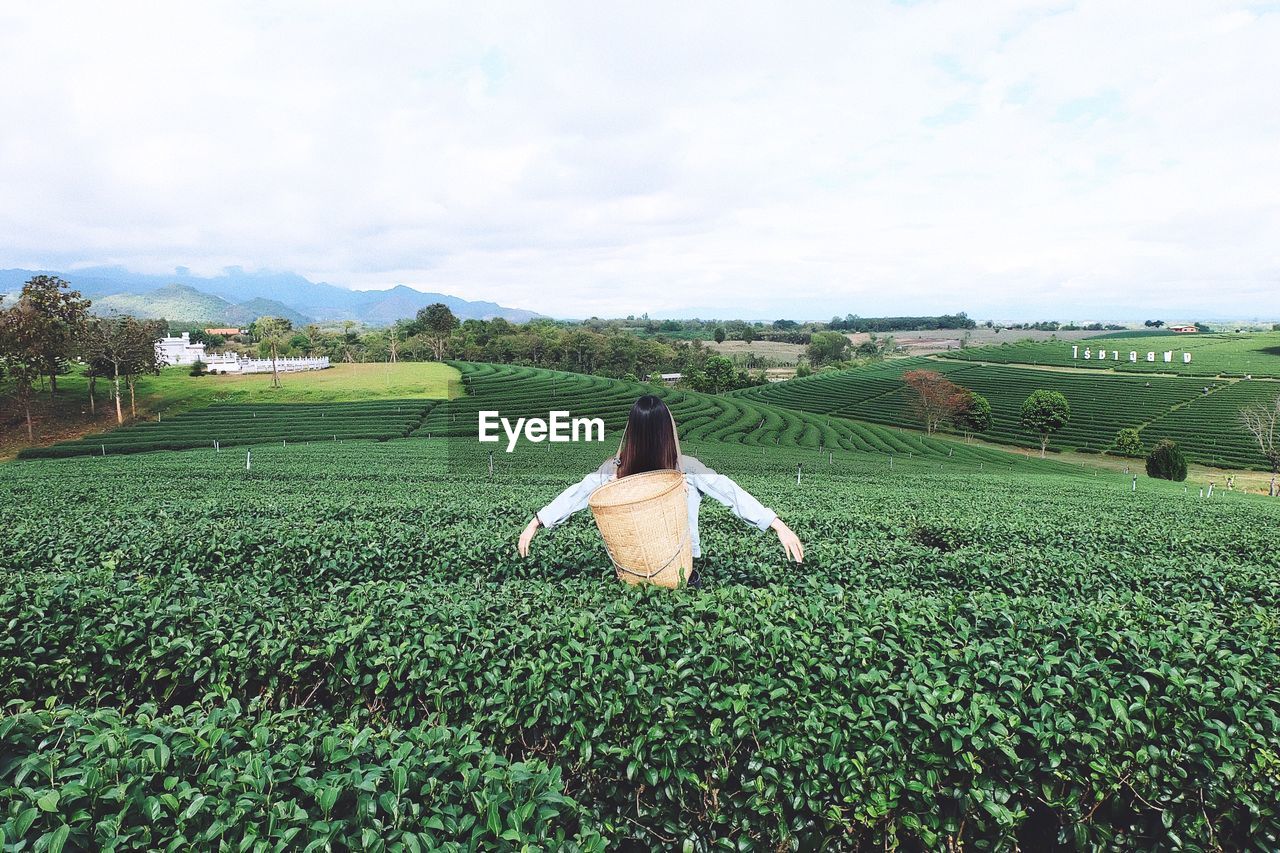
[0,266,542,326]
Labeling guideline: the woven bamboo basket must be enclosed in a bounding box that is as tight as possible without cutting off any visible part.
[588,470,692,588]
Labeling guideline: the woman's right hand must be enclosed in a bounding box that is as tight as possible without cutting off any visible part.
[770,518,804,563]
[517,517,541,557]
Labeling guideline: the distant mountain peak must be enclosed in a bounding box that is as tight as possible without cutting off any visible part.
[0,266,543,325]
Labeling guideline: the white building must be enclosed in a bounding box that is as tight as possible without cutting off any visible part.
[155,332,330,374]
[155,332,207,366]
[205,354,331,375]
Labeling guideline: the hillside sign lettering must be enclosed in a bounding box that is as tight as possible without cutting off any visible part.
[1072,346,1192,365]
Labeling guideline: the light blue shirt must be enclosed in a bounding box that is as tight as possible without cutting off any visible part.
[535,454,777,558]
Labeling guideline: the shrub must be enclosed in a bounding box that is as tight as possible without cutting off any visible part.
[1146,438,1188,481]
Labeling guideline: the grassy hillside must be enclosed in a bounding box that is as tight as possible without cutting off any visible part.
[3,428,1277,848]
[940,331,1280,377]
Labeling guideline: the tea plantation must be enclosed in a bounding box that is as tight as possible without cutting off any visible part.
[18,399,441,459]
[420,362,1026,466]
[2,371,1279,849]
[939,332,1280,378]
[731,361,1280,469]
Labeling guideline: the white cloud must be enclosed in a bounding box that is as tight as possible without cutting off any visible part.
[1,0,1277,320]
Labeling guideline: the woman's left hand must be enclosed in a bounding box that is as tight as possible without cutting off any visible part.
[770,518,804,563]
[517,517,541,557]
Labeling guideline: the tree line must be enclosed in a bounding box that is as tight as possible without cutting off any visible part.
[0,276,167,438]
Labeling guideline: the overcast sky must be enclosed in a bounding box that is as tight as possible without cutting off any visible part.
[2,2,1278,321]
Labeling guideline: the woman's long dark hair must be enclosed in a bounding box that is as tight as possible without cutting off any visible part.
[617,395,681,477]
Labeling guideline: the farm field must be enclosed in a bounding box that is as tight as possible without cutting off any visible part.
[420,362,1036,468]
[0,362,461,458]
[1139,380,1280,470]
[19,399,441,458]
[940,332,1280,377]
[732,360,1280,469]
[3,423,1279,849]
[706,339,806,366]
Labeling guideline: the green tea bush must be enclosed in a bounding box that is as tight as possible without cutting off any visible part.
[3,416,1279,848]
[0,699,602,851]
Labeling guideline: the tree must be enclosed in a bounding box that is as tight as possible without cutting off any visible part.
[253,317,293,388]
[1145,439,1187,481]
[1240,393,1280,495]
[713,326,726,344]
[20,275,91,398]
[1019,390,1071,458]
[0,299,47,439]
[122,317,164,417]
[80,317,136,425]
[1113,427,1145,457]
[700,355,736,394]
[807,332,849,367]
[902,369,967,434]
[388,319,414,363]
[954,392,992,441]
[741,325,756,344]
[416,303,459,361]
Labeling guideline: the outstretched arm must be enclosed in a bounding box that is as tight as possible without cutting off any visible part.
[683,457,804,562]
[518,460,614,557]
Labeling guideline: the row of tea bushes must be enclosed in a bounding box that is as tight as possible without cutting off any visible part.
[0,698,603,851]
[18,400,439,459]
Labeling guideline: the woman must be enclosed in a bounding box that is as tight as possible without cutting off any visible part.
[517,395,804,581]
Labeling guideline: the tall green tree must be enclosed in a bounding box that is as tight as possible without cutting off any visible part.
[253,317,293,388]
[21,275,91,398]
[699,355,737,394]
[954,392,992,441]
[122,317,164,417]
[20,274,90,397]
[1019,390,1071,458]
[80,317,137,425]
[0,297,47,439]
[416,303,459,361]
[806,332,849,367]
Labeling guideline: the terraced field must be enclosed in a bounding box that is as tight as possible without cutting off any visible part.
[851,367,1224,454]
[940,332,1280,377]
[732,362,1229,455]
[421,361,1031,466]
[728,357,972,415]
[19,400,440,459]
[1140,380,1280,470]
